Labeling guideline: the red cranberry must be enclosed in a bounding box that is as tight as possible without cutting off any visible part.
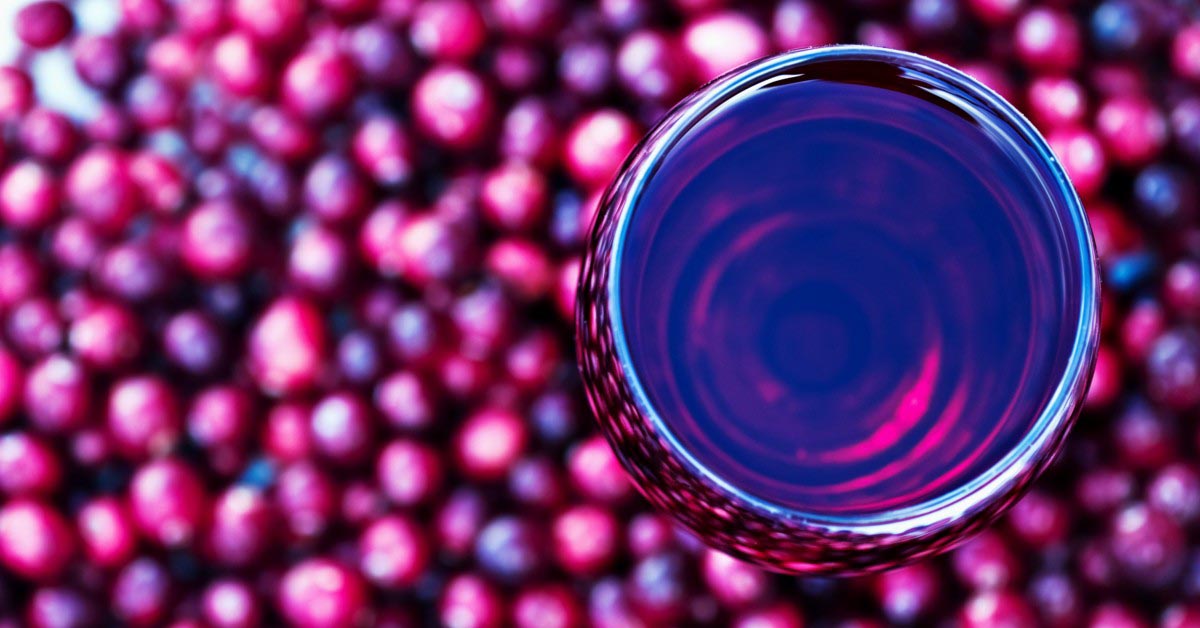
[145,33,200,84]
[359,201,412,276]
[1047,127,1108,198]
[112,558,172,626]
[627,552,690,624]
[106,375,181,459]
[558,39,614,98]
[162,310,224,375]
[490,0,564,39]
[281,49,357,121]
[358,515,427,589]
[960,590,1037,628]
[0,433,61,497]
[1027,76,1086,130]
[0,499,75,582]
[351,115,414,187]
[374,370,438,431]
[952,530,1020,590]
[485,238,553,301]
[1096,95,1167,167]
[248,106,318,163]
[0,244,43,308]
[439,572,505,628]
[65,147,139,236]
[230,0,305,47]
[341,22,413,89]
[1113,401,1176,469]
[248,297,327,396]
[481,161,549,233]
[0,161,58,232]
[68,300,142,370]
[1084,346,1122,408]
[180,202,254,281]
[1110,503,1186,587]
[513,583,582,628]
[967,0,1023,24]
[289,224,354,297]
[275,462,340,540]
[76,496,136,568]
[18,108,78,164]
[24,354,91,434]
[1007,490,1070,548]
[303,154,371,224]
[385,302,446,366]
[701,548,771,610]
[501,97,559,168]
[564,109,640,190]
[124,74,183,130]
[310,391,374,466]
[202,579,260,628]
[129,458,208,547]
[1090,603,1150,628]
[393,213,471,288]
[1162,604,1200,628]
[187,385,254,449]
[1028,571,1080,627]
[129,151,186,215]
[1149,464,1200,524]
[207,487,276,568]
[0,67,33,122]
[0,350,22,424]
[412,65,494,151]
[1146,328,1200,410]
[94,240,170,303]
[410,0,486,60]
[733,603,805,628]
[278,558,368,628]
[683,11,769,84]
[15,1,74,49]
[1014,8,1081,71]
[1174,23,1200,80]
[553,503,619,576]
[378,438,443,506]
[454,407,527,481]
[263,402,314,463]
[568,434,633,503]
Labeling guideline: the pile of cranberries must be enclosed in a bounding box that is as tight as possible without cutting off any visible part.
[0,0,1198,626]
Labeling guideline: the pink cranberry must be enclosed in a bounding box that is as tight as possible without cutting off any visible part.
[375,370,439,431]
[72,34,130,89]
[412,65,494,150]
[501,97,559,167]
[230,0,305,47]
[249,106,318,163]
[341,21,413,89]
[359,515,428,589]
[1007,490,1070,548]
[558,38,614,98]
[124,74,183,130]
[303,154,371,224]
[1149,464,1200,524]
[564,109,640,190]
[589,577,643,628]
[289,224,354,297]
[733,603,805,628]
[76,497,136,568]
[505,328,560,391]
[454,407,527,481]
[701,548,771,609]
[1113,402,1176,469]
[0,499,75,582]
[967,0,1023,24]
[1090,603,1150,628]
[112,558,171,626]
[359,201,412,276]
[874,563,939,623]
[68,300,142,370]
[202,579,261,628]
[248,297,327,396]
[1122,302,1166,365]
[145,33,201,85]
[0,67,33,122]
[106,375,181,459]
[439,572,505,628]
[1027,76,1087,130]
[568,434,633,503]
[1014,8,1081,71]
[162,310,223,376]
[275,462,340,540]
[1047,127,1107,198]
[480,161,548,232]
[683,11,769,84]
[1173,24,1200,81]
[26,586,96,628]
[553,503,619,576]
[279,558,368,628]
[180,202,255,281]
[0,244,42,308]
[615,30,688,104]
[94,241,170,303]
[392,213,470,288]
[491,43,546,93]
[485,238,553,301]
[952,530,1020,590]
[773,0,837,50]
[513,583,582,628]
[263,402,314,463]
[18,108,77,164]
[410,0,486,60]
[129,151,186,215]
[129,458,209,547]
[1084,345,1122,408]
[351,115,414,187]
[378,438,443,506]
[15,1,74,49]
[24,354,91,434]
[0,433,61,497]
[1110,503,1186,587]
[309,391,375,466]
[960,590,1037,628]
[187,385,254,449]
[65,147,138,235]
[490,0,563,39]
[0,161,59,231]
[282,49,357,121]
[206,487,276,568]
[1096,95,1167,166]
[0,350,22,424]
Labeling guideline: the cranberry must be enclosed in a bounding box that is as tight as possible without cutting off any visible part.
[206,487,276,568]
[289,224,355,297]
[1146,328,1200,410]
[491,43,547,93]
[559,39,614,98]
[1084,345,1122,408]
[303,154,371,224]
[124,74,183,130]
[1028,571,1080,627]
[1027,76,1087,130]
[476,515,545,581]
[15,2,74,49]
[310,391,375,466]
[0,351,22,424]
[162,310,224,376]
[410,0,486,60]
[616,30,689,104]
[112,558,172,626]
[1174,24,1200,81]
[1014,8,1081,71]
[0,162,60,233]
[68,300,142,370]
[960,590,1037,628]
[187,385,254,449]
[18,108,78,164]
[202,579,261,628]
[436,488,488,557]
[1110,503,1186,587]
[701,548,771,609]
[553,503,619,576]
[1047,127,1108,198]
[773,0,837,50]
[412,65,494,151]
[508,456,564,509]
[0,499,75,582]
[1007,490,1070,548]
[490,0,564,39]
[1091,603,1150,628]
[76,497,137,568]
[106,375,182,459]
[230,0,305,48]
[513,583,582,628]
[589,577,643,628]
[1113,401,1176,469]
[0,67,33,122]
[129,458,208,547]
[351,116,414,187]
[439,572,505,628]
[24,354,91,434]
[952,530,1020,590]
[500,98,559,168]
[275,462,340,540]
[129,151,186,215]
[145,33,201,85]
[378,438,443,506]
[682,11,769,84]
[7,297,64,359]
[454,407,527,481]
[393,213,472,288]
[967,0,1023,24]
[358,515,428,589]
[65,147,139,236]
[248,297,328,396]
[374,370,439,431]
[873,563,939,623]
[0,433,61,497]
[564,109,640,190]
[480,161,549,232]
[281,49,358,121]
[628,552,690,624]
[342,22,413,89]
[26,586,95,628]
[568,434,633,503]
[485,238,553,301]
[451,284,515,356]
[1096,95,1167,167]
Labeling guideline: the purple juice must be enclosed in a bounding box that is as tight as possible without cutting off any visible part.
[578,47,1097,572]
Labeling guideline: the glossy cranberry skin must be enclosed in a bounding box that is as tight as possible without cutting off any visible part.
[129,458,208,547]
[0,350,23,424]
[129,151,186,215]
[1146,328,1200,411]
[289,224,354,298]
[410,0,486,60]
[951,530,1020,590]
[615,31,688,104]
[106,375,181,459]
[230,0,304,47]
[281,49,358,121]
[248,297,327,396]
[276,462,340,540]
[65,147,139,236]
[0,67,33,123]
[76,497,136,568]
[1027,76,1086,130]
[1111,503,1186,587]
[7,297,64,359]
[1096,95,1167,167]
[279,558,368,628]
[18,109,77,164]
[476,515,545,581]
[412,65,494,151]
[310,391,374,466]
[773,0,837,50]
[303,154,371,224]
[15,2,74,49]
[202,579,261,628]
[1014,8,1081,71]
[0,433,61,497]
[439,572,505,628]
[1047,127,1108,198]
[162,310,223,376]
[960,590,1037,628]
[374,370,438,431]
[564,109,640,190]
[111,558,172,626]
[683,11,769,84]
[351,116,414,187]
[378,438,443,506]
[513,583,582,628]
[206,487,276,568]
[480,161,549,232]
[68,300,142,370]
[359,515,428,589]
[436,488,487,557]
[0,499,75,582]
[1007,490,1070,548]
[568,434,633,503]
[1174,24,1200,81]
[25,586,95,628]
[553,503,619,576]
[24,354,90,434]
[490,0,564,39]
[187,386,254,449]
[500,98,559,168]
[454,407,527,481]
[0,161,57,232]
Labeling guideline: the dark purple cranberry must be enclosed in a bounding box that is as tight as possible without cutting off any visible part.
[1113,401,1176,469]
[112,558,171,626]
[589,577,642,628]
[162,310,224,376]
[1090,0,1159,56]
[559,39,614,98]
[384,303,446,367]
[507,456,564,509]
[15,2,74,49]
[491,44,546,93]
[475,515,545,581]
[0,499,75,582]
[1110,503,1186,587]
[1029,571,1081,628]
[249,106,317,163]
[773,0,837,50]
[1146,327,1200,410]
[1007,489,1070,548]
[6,298,64,359]
[124,74,182,130]
[76,496,137,568]
[336,330,381,385]
[187,385,254,449]
[1134,164,1198,227]
[72,34,129,90]
[359,515,428,589]
[1149,464,1200,524]
[435,488,487,557]
[501,98,559,168]
[1165,260,1200,318]
[1076,466,1136,515]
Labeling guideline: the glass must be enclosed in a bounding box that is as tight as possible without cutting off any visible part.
[576,45,1099,574]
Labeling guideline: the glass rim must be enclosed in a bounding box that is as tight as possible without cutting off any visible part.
[602,45,1101,533]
